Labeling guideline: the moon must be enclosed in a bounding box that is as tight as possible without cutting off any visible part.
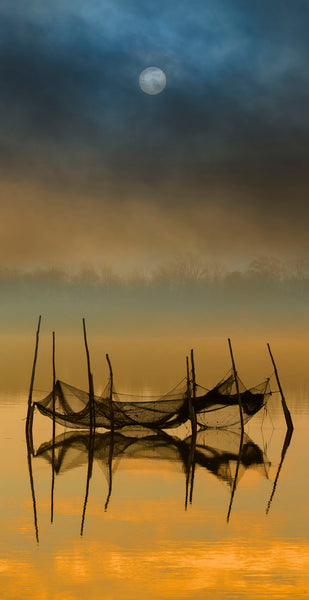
[139,67,166,95]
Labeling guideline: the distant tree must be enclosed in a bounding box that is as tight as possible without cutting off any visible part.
[246,257,288,281]
[152,255,226,284]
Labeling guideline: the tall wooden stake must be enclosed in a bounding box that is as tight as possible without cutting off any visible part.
[190,349,198,433]
[186,352,197,436]
[105,354,115,510]
[81,319,96,535]
[106,354,114,433]
[228,338,244,434]
[185,357,191,509]
[189,349,197,503]
[26,315,41,437]
[267,343,294,431]
[51,331,56,523]
[82,318,95,431]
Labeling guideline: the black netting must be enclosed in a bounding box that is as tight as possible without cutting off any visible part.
[34,372,271,431]
[194,376,271,429]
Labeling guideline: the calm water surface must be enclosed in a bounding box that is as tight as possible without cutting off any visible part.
[1,335,309,599]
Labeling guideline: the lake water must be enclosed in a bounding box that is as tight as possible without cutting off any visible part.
[1,335,308,599]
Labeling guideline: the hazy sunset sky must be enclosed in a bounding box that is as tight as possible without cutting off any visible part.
[1,0,309,275]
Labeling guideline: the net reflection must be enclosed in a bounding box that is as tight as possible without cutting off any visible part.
[25,424,291,542]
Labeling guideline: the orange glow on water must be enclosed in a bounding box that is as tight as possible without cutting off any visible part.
[1,539,309,599]
[1,339,309,600]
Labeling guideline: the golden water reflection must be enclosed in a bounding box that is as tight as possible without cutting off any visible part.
[1,327,309,600]
[1,538,309,600]
[18,422,309,599]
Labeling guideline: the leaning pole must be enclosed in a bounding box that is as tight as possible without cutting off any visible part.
[228,338,244,435]
[26,315,42,442]
[267,343,293,431]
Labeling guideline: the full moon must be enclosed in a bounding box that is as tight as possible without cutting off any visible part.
[139,67,166,95]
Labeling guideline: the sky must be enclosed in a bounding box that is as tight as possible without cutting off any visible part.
[1,0,309,276]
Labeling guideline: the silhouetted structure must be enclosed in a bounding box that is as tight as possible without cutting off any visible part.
[25,318,295,541]
[33,371,271,432]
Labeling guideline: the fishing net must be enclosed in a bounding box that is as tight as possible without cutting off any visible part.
[34,370,271,431]
[35,378,189,430]
[194,374,271,429]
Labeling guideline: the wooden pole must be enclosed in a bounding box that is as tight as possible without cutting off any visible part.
[186,356,191,426]
[189,349,197,504]
[186,352,197,436]
[26,315,41,437]
[105,354,115,510]
[267,343,294,431]
[81,320,96,534]
[106,354,114,433]
[185,356,191,509]
[228,338,244,434]
[82,318,95,431]
[190,349,198,433]
[226,338,245,520]
[51,331,56,523]
[185,356,197,509]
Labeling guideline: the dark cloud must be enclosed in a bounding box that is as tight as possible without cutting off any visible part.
[0,0,309,270]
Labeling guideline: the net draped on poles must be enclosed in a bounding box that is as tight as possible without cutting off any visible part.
[34,370,271,431]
